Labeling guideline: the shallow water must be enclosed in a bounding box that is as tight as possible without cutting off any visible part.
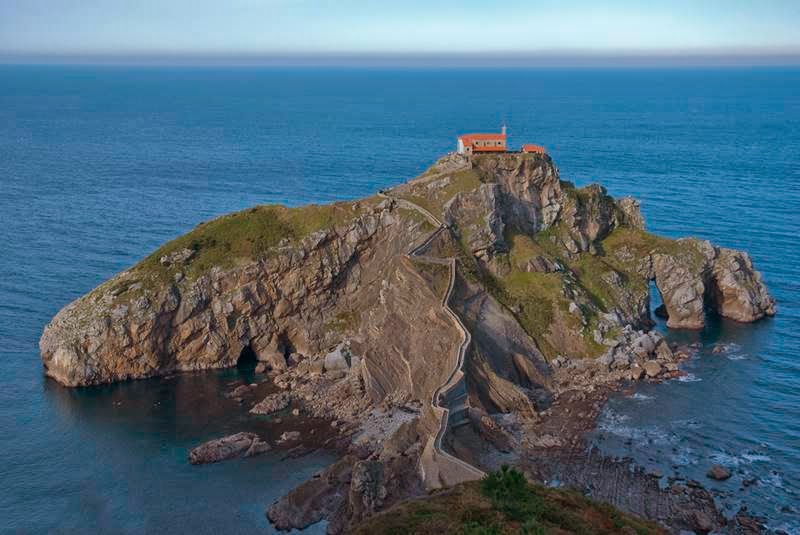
[1,66,798,532]
[589,290,800,532]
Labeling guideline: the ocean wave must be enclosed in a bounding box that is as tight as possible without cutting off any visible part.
[596,414,674,446]
[670,447,699,467]
[742,453,772,463]
[630,392,654,402]
[763,471,785,488]
[710,451,773,467]
[676,373,702,383]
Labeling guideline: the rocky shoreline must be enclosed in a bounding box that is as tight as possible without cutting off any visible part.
[40,151,776,533]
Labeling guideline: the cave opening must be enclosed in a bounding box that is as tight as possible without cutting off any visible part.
[237,343,258,371]
[649,279,668,323]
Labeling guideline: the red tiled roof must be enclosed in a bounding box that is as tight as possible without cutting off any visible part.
[459,133,507,142]
[522,144,546,153]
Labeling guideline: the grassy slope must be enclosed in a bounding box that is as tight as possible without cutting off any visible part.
[353,467,665,535]
[104,198,376,290]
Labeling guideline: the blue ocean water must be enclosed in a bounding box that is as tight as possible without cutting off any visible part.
[0,66,798,532]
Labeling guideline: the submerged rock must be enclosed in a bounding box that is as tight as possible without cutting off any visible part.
[706,464,732,481]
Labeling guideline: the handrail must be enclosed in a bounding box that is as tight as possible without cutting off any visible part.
[378,191,485,481]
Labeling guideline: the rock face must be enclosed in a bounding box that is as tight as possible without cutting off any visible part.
[648,239,775,329]
[709,248,776,323]
[41,152,773,389]
[188,432,270,464]
[40,199,424,387]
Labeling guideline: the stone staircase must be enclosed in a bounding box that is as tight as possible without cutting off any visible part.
[378,191,485,491]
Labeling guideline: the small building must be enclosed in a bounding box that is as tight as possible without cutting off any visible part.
[521,144,546,154]
[457,127,507,155]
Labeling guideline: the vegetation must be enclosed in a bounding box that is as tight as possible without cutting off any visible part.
[126,199,376,286]
[353,466,665,535]
[324,309,361,335]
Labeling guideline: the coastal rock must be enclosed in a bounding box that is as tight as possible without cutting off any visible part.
[188,432,270,464]
[617,197,645,230]
[250,392,291,415]
[267,456,356,532]
[159,247,194,266]
[709,248,776,322]
[642,360,662,378]
[706,464,732,481]
[628,365,645,381]
[652,246,709,329]
[650,239,774,329]
[324,345,350,371]
[348,461,388,520]
[279,431,301,443]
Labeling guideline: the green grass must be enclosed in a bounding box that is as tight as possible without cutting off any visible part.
[600,227,708,275]
[96,199,378,301]
[324,309,361,335]
[501,271,561,342]
[352,466,666,535]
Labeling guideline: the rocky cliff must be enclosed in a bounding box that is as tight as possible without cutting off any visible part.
[40,151,775,533]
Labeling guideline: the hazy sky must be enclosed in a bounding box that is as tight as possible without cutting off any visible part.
[1,0,799,58]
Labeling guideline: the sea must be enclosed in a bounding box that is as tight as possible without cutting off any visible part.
[1,66,798,533]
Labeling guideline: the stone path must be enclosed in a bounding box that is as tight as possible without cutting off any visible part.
[379,192,485,490]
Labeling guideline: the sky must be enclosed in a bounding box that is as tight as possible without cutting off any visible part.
[1,0,800,64]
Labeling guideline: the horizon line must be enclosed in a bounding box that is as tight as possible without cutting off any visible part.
[3,49,800,68]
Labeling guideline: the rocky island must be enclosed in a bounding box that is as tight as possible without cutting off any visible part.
[41,152,775,533]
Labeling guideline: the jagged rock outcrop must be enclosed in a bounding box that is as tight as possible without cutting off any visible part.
[647,239,775,329]
[651,244,711,329]
[40,199,429,387]
[709,247,776,322]
[188,432,271,464]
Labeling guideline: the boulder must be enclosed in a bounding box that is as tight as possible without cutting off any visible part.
[706,464,732,481]
[642,360,662,378]
[279,431,301,443]
[159,247,194,266]
[324,346,350,371]
[692,510,715,533]
[250,392,291,415]
[188,432,270,464]
[628,365,645,381]
[631,333,656,359]
[654,340,674,361]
